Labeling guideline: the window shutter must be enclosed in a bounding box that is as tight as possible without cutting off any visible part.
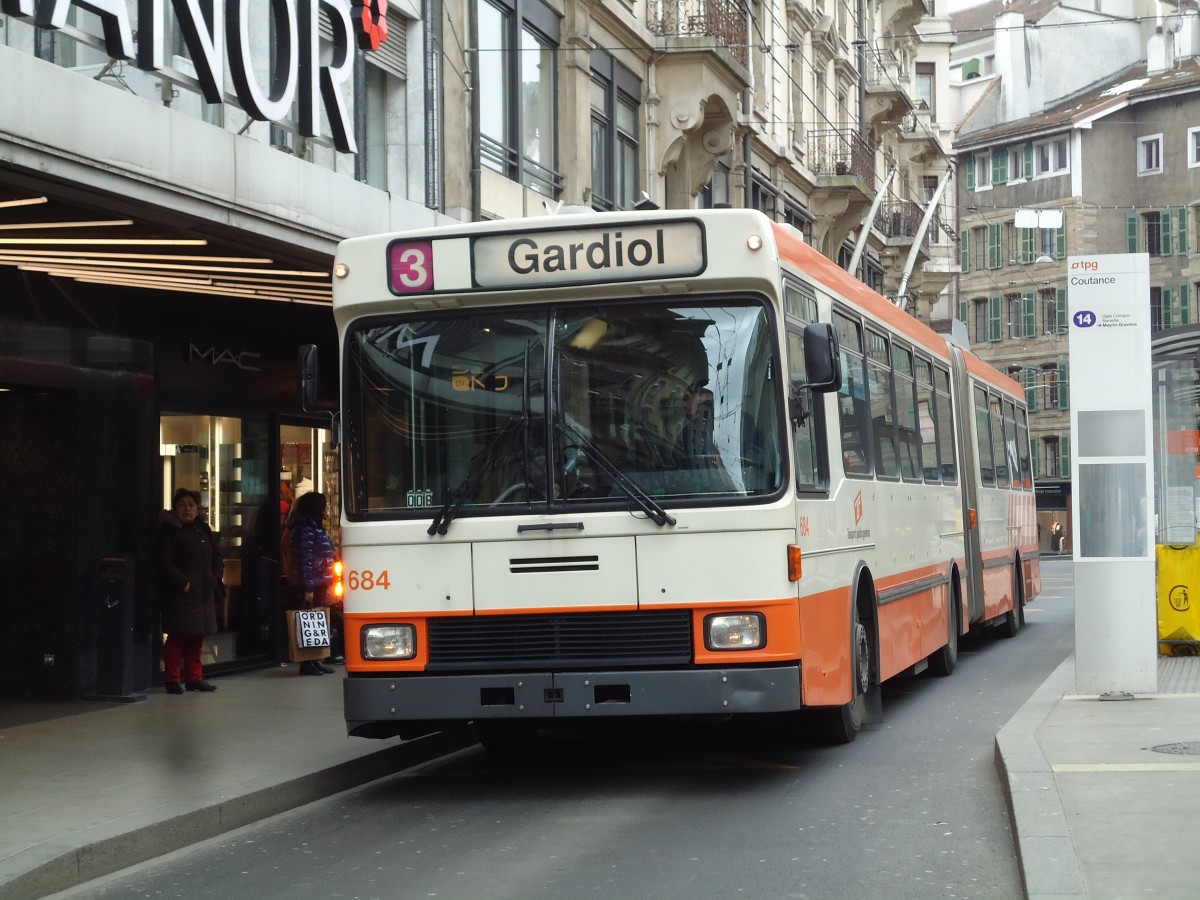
[1059,435,1070,477]
[1020,228,1034,264]
[1178,207,1189,256]
[1162,285,1173,327]
[366,16,407,79]
[959,297,969,323]
[965,154,975,190]
[1023,144,1033,178]
[1181,283,1191,325]
[1022,292,1036,337]
[1031,437,1040,478]
[1024,366,1038,410]
[1058,362,1069,409]
[989,295,1002,341]
[1055,288,1067,333]
[993,152,1007,183]
[1126,213,1139,253]
[988,223,1002,268]
[1055,223,1066,258]
[960,230,970,272]
[1162,210,1173,256]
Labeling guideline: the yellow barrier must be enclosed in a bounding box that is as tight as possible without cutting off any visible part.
[1157,544,1200,656]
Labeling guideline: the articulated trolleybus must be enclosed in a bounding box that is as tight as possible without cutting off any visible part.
[331,208,1040,747]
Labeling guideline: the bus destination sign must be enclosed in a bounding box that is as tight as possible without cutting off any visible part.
[387,221,706,295]
[474,221,706,289]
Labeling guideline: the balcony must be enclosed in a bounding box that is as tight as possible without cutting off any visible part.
[648,0,749,208]
[897,108,943,167]
[880,0,929,36]
[646,0,749,67]
[806,125,876,256]
[863,44,911,133]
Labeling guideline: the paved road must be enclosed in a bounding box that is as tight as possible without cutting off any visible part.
[54,563,1076,899]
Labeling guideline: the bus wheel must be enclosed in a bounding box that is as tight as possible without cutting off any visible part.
[928,584,960,677]
[475,720,539,756]
[814,615,871,744]
[1000,565,1025,639]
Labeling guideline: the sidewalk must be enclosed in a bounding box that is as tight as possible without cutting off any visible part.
[996,654,1200,900]
[1,656,1198,900]
[0,666,470,900]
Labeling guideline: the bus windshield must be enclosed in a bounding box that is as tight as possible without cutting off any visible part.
[343,297,783,520]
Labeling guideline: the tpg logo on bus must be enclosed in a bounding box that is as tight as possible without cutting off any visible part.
[472,221,707,290]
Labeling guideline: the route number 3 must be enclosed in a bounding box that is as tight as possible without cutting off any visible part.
[346,570,390,591]
[389,242,434,293]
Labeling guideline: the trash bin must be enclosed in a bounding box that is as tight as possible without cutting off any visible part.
[1157,544,1200,656]
[91,556,144,701]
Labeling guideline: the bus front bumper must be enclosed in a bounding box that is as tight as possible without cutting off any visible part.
[344,666,802,733]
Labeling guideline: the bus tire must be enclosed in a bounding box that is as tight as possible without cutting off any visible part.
[928,572,961,677]
[999,560,1025,639]
[813,605,872,744]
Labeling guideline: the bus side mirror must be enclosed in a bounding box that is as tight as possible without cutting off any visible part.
[299,344,319,412]
[788,324,840,424]
[802,323,841,393]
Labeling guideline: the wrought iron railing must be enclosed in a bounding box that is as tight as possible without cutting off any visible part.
[806,126,876,189]
[646,0,749,68]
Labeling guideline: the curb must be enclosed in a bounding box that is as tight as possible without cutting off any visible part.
[994,655,1087,900]
[0,730,470,900]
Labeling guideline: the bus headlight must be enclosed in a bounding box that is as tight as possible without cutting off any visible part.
[704,613,766,651]
[362,625,417,660]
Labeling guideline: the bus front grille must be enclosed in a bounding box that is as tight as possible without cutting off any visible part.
[426,611,693,670]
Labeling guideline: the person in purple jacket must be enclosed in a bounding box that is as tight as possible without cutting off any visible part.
[288,491,338,675]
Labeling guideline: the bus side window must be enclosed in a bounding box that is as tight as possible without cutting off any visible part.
[974,385,995,486]
[935,367,957,483]
[834,313,871,477]
[787,328,824,489]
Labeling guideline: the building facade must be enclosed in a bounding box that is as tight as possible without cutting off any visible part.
[0,0,451,700]
[951,0,1200,551]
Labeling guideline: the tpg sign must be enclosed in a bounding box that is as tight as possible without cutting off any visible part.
[0,0,389,154]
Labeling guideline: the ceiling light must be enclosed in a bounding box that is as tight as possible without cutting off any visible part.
[0,197,48,210]
[0,238,208,246]
[0,219,134,231]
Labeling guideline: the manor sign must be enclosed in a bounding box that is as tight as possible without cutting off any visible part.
[0,0,390,154]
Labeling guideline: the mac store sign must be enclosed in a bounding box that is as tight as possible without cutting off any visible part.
[0,0,389,153]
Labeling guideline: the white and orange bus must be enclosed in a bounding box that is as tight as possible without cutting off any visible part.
[323,208,1040,747]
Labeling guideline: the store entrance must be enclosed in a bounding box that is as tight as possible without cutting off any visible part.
[160,414,273,671]
[158,414,336,676]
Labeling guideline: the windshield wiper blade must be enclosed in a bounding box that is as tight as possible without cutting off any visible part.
[559,420,676,527]
[428,413,525,535]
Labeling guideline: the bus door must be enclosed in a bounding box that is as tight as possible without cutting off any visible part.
[948,345,985,623]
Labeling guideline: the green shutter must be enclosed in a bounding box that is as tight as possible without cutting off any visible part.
[1055,223,1066,258]
[1058,362,1069,409]
[1022,292,1036,337]
[993,151,1008,183]
[1031,437,1040,478]
[989,295,1002,341]
[1178,207,1189,256]
[1020,228,1035,264]
[1181,283,1191,325]
[1162,210,1173,256]
[1055,288,1067,333]
[1162,285,1173,327]
[1059,435,1070,476]
[1025,365,1039,411]
[1023,144,1033,179]
[988,223,1002,268]
[960,230,970,272]
[965,154,975,190]
[959,298,969,324]
[1126,213,1139,253]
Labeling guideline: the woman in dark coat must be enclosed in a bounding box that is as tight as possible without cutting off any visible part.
[156,488,223,693]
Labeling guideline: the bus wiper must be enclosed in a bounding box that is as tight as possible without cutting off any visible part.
[428,413,525,535]
[559,420,676,527]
